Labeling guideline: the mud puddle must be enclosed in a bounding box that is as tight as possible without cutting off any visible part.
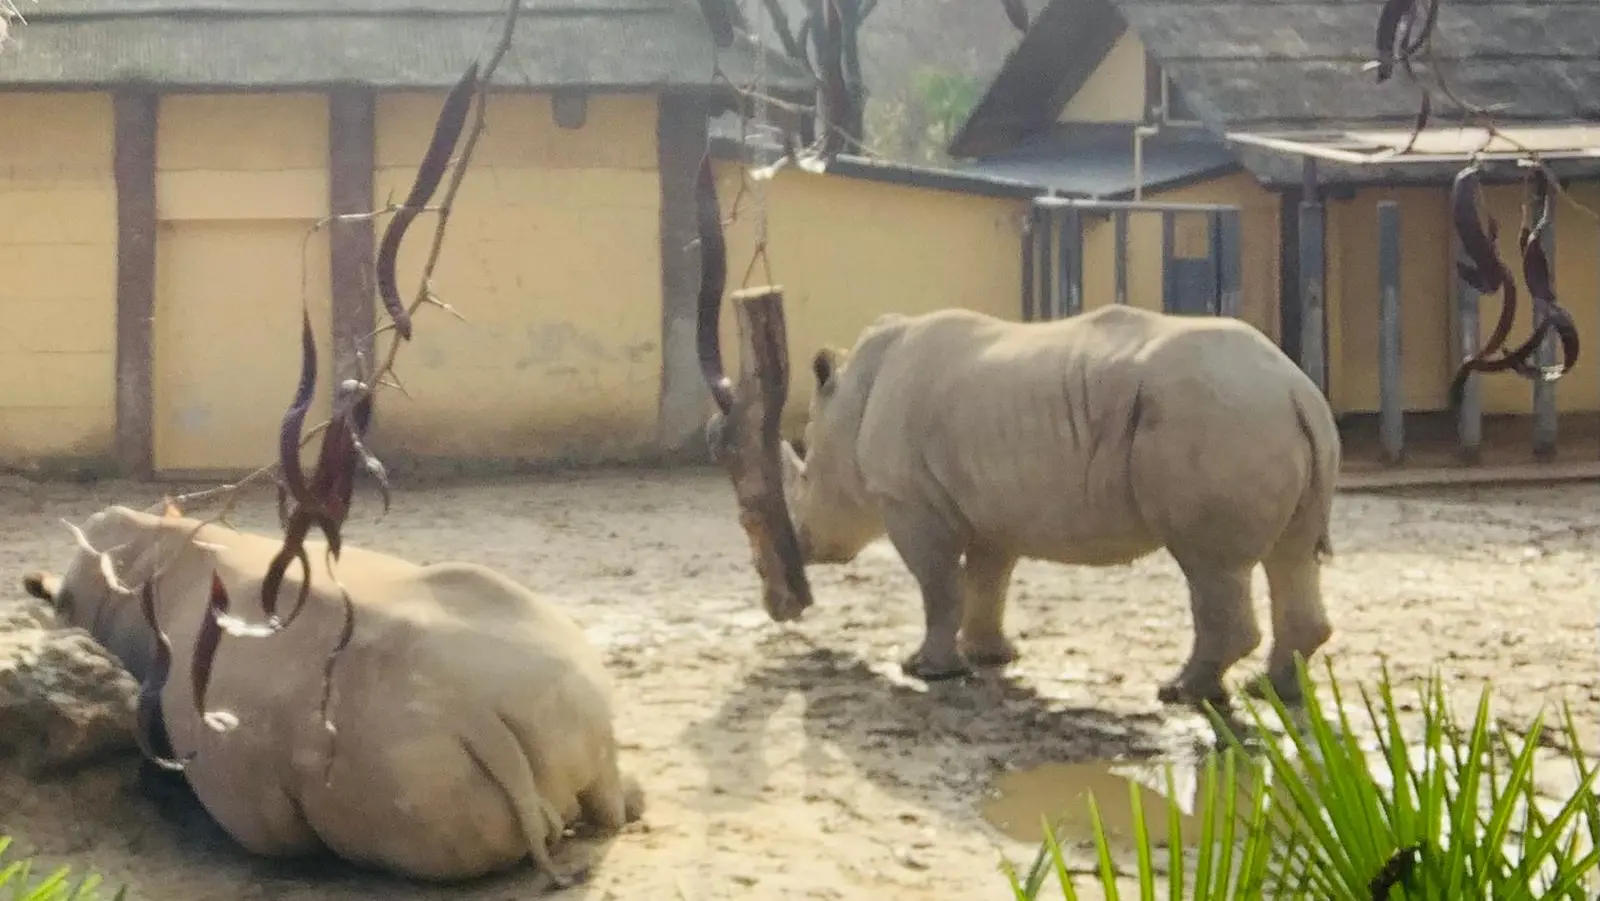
[979,758,1264,848]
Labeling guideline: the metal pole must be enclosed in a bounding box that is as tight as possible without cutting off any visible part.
[1452,230,1482,462]
[1021,204,1037,322]
[1160,211,1176,314]
[1114,210,1129,305]
[1059,205,1083,317]
[1036,206,1054,321]
[1297,200,1328,394]
[1215,207,1243,318]
[1377,201,1404,464]
[1532,207,1558,460]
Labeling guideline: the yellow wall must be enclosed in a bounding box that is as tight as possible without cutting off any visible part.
[709,161,1028,434]
[1323,187,1453,413]
[1319,183,1599,416]
[0,93,117,463]
[370,92,662,464]
[153,93,335,473]
[1058,30,1146,124]
[1079,170,1282,342]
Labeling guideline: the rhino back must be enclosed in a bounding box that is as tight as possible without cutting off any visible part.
[850,306,1315,561]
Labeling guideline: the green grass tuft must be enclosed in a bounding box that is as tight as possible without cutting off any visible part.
[1000,657,1600,900]
[0,837,124,901]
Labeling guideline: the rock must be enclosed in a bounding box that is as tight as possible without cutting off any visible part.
[0,602,139,775]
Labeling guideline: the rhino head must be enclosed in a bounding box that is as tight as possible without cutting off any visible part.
[778,346,887,566]
[23,506,179,684]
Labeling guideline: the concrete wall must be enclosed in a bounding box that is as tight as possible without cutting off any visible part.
[0,92,117,465]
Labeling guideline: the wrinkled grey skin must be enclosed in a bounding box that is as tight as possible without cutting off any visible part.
[758,305,1340,709]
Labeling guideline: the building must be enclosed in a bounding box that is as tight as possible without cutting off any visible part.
[0,0,810,477]
[946,0,1600,469]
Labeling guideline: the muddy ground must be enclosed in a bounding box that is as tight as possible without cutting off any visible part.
[1,469,1598,900]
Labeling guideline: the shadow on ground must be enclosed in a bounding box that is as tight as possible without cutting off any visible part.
[678,635,1222,826]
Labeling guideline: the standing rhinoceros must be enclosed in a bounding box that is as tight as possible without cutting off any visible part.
[22,504,642,886]
[762,304,1339,708]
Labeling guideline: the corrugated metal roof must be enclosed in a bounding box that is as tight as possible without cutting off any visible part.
[956,123,1238,198]
[0,0,812,90]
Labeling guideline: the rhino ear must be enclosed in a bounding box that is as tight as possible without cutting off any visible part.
[23,571,61,602]
[812,348,839,392]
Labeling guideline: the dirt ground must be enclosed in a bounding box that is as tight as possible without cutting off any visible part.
[2,468,1599,900]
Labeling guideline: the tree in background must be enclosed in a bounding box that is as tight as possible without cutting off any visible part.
[704,0,1026,163]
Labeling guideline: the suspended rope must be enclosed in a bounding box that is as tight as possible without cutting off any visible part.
[742,0,777,289]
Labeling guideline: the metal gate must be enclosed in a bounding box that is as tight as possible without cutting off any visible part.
[1021,197,1244,322]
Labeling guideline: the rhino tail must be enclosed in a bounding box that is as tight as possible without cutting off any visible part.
[1290,386,1338,565]
[462,718,570,882]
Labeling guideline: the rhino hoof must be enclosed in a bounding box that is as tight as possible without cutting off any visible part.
[1156,678,1231,712]
[901,650,972,683]
[960,637,1019,668]
[545,864,590,892]
[1242,671,1305,708]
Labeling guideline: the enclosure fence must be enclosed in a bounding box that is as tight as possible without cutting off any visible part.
[1021,197,1245,323]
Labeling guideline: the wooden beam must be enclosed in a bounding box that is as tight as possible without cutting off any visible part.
[113,89,158,479]
[656,93,713,460]
[1377,200,1404,464]
[328,88,377,388]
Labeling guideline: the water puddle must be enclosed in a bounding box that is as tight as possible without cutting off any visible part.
[978,759,1261,848]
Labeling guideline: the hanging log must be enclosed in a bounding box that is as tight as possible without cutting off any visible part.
[694,154,813,623]
[713,287,813,622]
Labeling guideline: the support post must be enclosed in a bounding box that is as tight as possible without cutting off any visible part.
[328,88,377,388]
[1296,200,1328,394]
[1036,207,1054,321]
[1160,211,1176,313]
[1377,201,1404,464]
[1114,209,1129,305]
[1214,208,1243,318]
[113,89,158,478]
[1452,231,1483,463]
[1532,209,1558,461]
[708,286,813,623]
[655,96,714,459]
[1020,206,1036,322]
[1058,205,1083,317]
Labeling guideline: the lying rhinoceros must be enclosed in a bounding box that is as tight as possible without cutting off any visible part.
[22,504,642,886]
[759,303,1340,708]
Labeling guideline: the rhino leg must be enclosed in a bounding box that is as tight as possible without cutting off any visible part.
[1242,551,1333,707]
[1157,560,1261,709]
[577,760,643,834]
[882,501,969,682]
[958,543,1019,667]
